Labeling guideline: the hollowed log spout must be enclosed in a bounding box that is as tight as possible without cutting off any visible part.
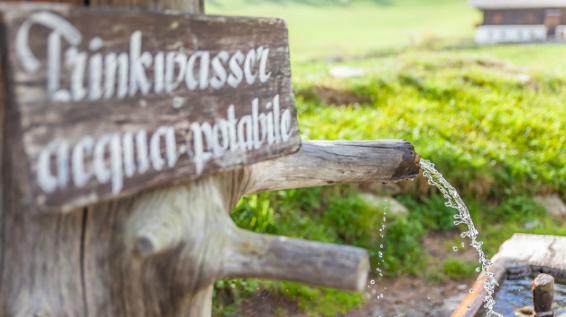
[245,140,421,194]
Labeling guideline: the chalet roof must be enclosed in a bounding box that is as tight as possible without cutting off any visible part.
[470,0,566,9]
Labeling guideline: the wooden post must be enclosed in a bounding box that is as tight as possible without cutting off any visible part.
[532,273,555,317]
[0,1,420,317]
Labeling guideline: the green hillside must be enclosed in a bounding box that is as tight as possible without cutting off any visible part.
[208,0,479,61]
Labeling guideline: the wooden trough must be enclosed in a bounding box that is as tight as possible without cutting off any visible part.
[0,0,421,316]
[452,234,566,317]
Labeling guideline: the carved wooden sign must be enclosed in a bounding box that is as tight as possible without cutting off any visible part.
[0,3,300,211]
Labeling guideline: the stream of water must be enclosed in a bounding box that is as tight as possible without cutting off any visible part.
[420,159,503,317]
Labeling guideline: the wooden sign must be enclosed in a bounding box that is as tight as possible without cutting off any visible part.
[0,3,300,211]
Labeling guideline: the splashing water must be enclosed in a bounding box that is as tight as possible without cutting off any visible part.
[369,209,387,301]
[420,159,502,317]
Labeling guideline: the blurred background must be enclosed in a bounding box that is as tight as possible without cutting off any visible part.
[207,1,566,316]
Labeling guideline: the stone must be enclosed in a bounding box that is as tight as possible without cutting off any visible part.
[360,182,402,195]
[534,194,566,218]
[359,194,408,216]
[456,284,468,291]
[516,73,531,84]
[429,293,466,317]
[515,306,534,316]
[329,66,365,78]
[523,219,541,230]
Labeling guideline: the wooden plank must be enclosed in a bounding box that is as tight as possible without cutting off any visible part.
[0,3,300,211]
[493,234,566,277]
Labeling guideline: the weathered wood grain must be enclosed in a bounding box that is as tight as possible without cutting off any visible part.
[91,0,204,12]
[244,139,420,194]
[82,172,369,316]
[82,171,244,317]
[1,0,84,3]
[0,3,299,211]
[1,49,86,316]
[223,228,369,291]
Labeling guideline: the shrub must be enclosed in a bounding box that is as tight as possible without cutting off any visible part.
[442,257,477,279]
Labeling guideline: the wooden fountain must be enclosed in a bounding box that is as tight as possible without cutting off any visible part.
[0,0,420,316]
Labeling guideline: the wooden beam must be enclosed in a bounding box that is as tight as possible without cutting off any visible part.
[244,140,420,194]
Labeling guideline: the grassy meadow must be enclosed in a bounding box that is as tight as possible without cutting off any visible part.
[208,0,479,62]
[208,1,566,316]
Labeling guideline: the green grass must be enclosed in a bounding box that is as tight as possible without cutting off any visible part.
[208,0,479,62]
[296,52,566,193]
[208,1,566,316]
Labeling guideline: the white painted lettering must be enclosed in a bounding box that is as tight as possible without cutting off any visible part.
[72,136,94,187]
[129,31,152,96]
[227,50,244,88]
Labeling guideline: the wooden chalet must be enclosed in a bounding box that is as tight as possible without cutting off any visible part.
[470,0,566,43]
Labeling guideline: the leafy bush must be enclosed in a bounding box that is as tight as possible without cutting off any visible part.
[271,282,364,317]
[398,195,456,231]
[487,195,546,223]
[323,194,383,246]
[382,216,425,275]
[442,257,477,279]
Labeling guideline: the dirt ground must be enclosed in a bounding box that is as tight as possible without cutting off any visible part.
[345,276,471,317]
[238,232,479,317]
